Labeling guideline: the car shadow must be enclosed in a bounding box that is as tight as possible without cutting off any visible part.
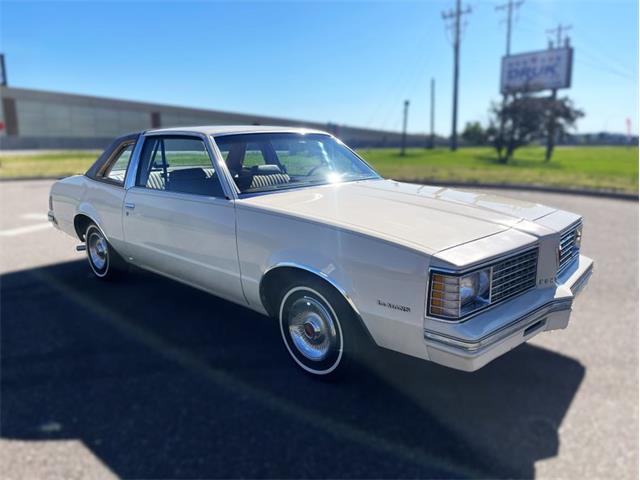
[1,260,585,479]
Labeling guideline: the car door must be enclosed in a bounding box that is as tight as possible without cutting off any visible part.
[122,134,244,304]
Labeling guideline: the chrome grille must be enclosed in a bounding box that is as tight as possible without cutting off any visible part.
[490,247,538,303]
[558,224,581,273]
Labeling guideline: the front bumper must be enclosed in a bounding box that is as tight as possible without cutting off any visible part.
[423,254,593,371]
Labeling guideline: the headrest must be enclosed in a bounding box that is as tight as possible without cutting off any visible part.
[170,168,207,180]
[226,143,246,173]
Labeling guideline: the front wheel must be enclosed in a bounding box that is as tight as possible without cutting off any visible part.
[278,278,364,379]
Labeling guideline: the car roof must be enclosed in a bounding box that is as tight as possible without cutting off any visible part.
[145,125,330,137]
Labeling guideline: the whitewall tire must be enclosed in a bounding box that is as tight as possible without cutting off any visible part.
[277,277,364,379]
[85,224,124,280]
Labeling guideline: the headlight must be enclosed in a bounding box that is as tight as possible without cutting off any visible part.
[429,268,491,319]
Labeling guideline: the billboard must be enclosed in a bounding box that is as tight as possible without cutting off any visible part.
[500,47,573,94]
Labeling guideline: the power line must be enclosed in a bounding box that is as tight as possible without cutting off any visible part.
[521,0,634,75]
[442,0,472,151]
[572,41,635,78]
[516,17,635,78]
[576,56,635,81]
[363,28,432,130]
[378,54,429,131]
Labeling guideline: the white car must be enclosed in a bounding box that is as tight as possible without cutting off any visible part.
[48,126,593,378]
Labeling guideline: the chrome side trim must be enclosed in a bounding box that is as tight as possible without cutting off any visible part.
[260,262,362,318]
[424,298,573,352]
[124,134,146,190]
[73,211,110,242]
[207,134,239,200]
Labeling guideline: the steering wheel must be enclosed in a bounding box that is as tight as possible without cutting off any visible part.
[306,164,330,176]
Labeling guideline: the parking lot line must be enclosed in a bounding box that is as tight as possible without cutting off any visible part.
[20,213,48,221]
[0,223,51,237]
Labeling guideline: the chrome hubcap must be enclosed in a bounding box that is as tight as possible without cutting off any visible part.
[88,232,108,270]
[288,296,337,361]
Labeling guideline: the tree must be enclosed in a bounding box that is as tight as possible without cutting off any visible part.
[542,96,584,161]
[490,95,544,163]
[461,121,487,145]
[490,94,584,163]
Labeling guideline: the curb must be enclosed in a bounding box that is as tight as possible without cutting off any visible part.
[1,175,637,201]
[397,179,639,201]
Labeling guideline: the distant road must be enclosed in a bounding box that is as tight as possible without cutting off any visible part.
[1,179,637,479]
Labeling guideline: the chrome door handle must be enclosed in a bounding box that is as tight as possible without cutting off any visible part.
[125,203,136,210]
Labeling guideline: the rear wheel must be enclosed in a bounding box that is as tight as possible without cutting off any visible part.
[277,277,364,379]
[85,224,125,280]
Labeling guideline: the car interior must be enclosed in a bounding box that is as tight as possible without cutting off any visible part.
[224,141,291,191]
[136,137,226,197]
[97,134,352,197]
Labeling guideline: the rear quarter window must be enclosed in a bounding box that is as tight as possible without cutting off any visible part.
[101,144,134,185]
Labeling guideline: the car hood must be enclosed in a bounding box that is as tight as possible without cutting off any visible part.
[238,179,557,253]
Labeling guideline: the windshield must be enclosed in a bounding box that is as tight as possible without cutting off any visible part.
[213,133,379,194]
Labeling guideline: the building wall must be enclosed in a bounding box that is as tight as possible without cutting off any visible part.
[0,86,428,149]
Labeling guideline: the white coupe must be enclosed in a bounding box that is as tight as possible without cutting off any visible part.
[48,126,593,378]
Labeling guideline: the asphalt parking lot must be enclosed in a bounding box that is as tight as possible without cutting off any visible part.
[1,179,637,479]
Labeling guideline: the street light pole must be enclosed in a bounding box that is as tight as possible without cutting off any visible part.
[401,99,410,156]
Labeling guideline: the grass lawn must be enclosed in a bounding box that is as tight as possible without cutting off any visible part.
[358,145,638,193]
[0,150,100,178]
[0,145,637,193]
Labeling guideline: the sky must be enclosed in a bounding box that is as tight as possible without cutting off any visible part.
[1,0,638,135]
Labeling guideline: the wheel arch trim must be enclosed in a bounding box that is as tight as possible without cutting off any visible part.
[73,209,107,242]
[260,262,362,319]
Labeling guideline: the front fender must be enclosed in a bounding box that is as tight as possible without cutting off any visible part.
[236,206,432,360]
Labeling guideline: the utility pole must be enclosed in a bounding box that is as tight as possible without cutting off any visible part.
[428,78,435,149]
[401,99,410,156]
[442,0,472,151]
[544,26,571,161]
[0,54,7,86]
[496,0,524,56]
[495,0,524,160]
[546,23,572,49]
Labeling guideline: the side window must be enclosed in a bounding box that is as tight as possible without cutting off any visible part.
[136,136,225,197]
[100,144,134,185]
